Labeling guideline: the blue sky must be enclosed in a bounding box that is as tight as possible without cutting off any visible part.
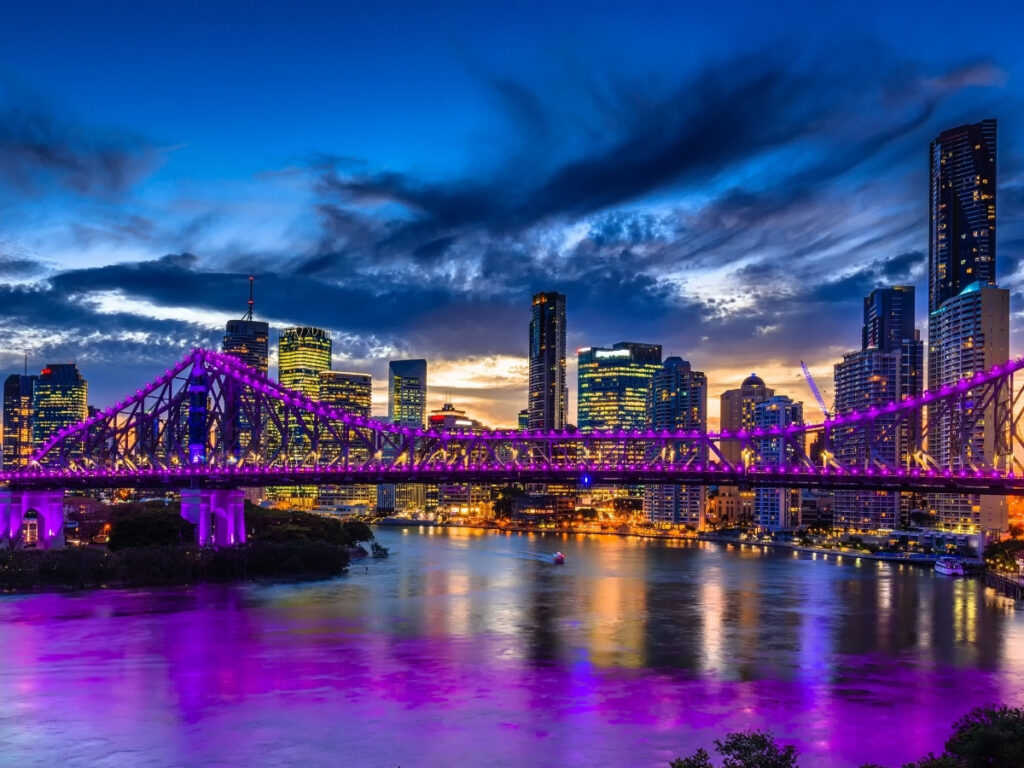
[1,0,1023,425]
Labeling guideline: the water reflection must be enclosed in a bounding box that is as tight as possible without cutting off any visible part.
[0,529,1022,768]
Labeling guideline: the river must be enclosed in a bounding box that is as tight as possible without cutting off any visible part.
[1,527,1022,767]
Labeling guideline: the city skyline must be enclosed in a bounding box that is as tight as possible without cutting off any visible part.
[1,2,1023,430]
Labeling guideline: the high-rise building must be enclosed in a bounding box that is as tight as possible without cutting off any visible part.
[517,409,529,431]
[318,371,374,509]
[752,395,803,531]
[577,343,662,433]
[224,320,270,375]
[528,291,567,430]
[643,357,707,527]
[928,283,1010,532]
[927,119,1008,535]
[378,359,427,512]
[31,364,88,449]
[834,287,924,531]
[278,326,332,396]
[3,374,37,470]
[719,374,775,466]
[928,119,997,313]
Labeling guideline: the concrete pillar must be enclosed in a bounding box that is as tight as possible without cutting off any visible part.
[21,490,65,549]
[181,488,213,546]
[0,489,15,542]
[208,489,245,546]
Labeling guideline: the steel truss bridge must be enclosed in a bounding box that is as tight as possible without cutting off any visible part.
[3,348,1024,548]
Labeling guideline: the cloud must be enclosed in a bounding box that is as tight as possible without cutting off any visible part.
[0,81,157,197]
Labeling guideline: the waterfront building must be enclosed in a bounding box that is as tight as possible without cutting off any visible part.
[3,374,37,470]
[318,371,374,509]
[577,343,662,433]
[833,286,923,531]
[31,364,88,451]
[927,283,1010,532]
[427,402,490,517]
[719,374,775,466]
[642,357,707,527]
[752,395,803,531]
[528,291,567,430]
[378,359,427,512]
[926,119,1008,534]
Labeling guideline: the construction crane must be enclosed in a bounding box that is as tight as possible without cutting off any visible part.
[800,361,834,420]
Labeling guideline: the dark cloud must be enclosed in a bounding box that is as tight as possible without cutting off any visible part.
[0,82,156,197]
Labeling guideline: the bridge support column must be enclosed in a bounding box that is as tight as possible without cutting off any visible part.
[181,489,245,547]
[181,488,213,546]
[208,489,245,546]
[0,489,16,543]
[24,490,65,549]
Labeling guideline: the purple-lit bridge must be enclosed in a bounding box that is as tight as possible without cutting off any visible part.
[3,348,1024,548]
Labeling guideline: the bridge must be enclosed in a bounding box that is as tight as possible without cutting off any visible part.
[2,348,1023,548]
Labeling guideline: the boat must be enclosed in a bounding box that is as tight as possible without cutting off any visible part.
[935,557,965,576]
[553,552,565,565]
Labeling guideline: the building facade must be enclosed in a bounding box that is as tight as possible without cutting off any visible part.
[528,291,567,430]
[278,326,332,396]
[642,357,707,527]
[577,342,662,433]
[3,374,37,470]
[719,374,775,466]
[31,364,88,450]
[926,119,1008,534]
[378,359,427,512]
[834,286,923,531]
[752,395,803,531]
[318,371,374,509]
[223,319,270,375]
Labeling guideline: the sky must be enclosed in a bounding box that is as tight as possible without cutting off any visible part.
[1,0,1023,428]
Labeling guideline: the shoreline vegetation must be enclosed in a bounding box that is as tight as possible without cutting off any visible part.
[669,704,1024,768]
[0,502,377,592]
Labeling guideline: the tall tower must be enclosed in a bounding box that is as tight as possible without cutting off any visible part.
[577,342,662,433]
[379,360,428,513]
[927,120,1008,534]
[928,119,997,313]
[319,371,374,510]
[31,364,88,449]
[3,373,37,470]
[223,276,270,375]
[278,327,332,396]
[752,395,803,531]
[528,292,567,430]
[719,374,774,465]
[643,357,707,527]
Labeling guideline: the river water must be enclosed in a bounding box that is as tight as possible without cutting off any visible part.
[1,528,1022,768]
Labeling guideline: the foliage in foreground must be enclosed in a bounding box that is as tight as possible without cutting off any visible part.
[0,541,349,590]
[670,705,1024,768]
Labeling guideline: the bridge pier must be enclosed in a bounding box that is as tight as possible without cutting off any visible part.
[180,488,246,546]
[0,489,65,549]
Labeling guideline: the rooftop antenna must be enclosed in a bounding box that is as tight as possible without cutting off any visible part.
[244,275,254,322]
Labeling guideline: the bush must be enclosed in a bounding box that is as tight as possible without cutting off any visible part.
[107,510,195,551]
[671,730,797,768]
[944,705,1024,768]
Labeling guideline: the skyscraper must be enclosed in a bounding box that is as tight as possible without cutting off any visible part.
[752,395,803,531]
[577,342,662,433]
[834,286,923,531]
[379,359,427,512]
[279,326,332,396]
[222,276,270,375]
[927,119,1009,534]
[643,357,707,527]
[928,119,997,313]
[528,291,567,430]
[31,364,88,449]
[719,374,775,466]
[3,374,37,470]
[319,371,374,509]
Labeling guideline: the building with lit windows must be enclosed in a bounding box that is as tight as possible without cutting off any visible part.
[577,343,662,433]
[517,409,529,431]
[378,359,427,512]
[3,374,37,470]
[427,402,490,516]
[752,395,803,531]
[719,374,774,466]
[833,287,923,531]
[318,371,373,509]
[528,291,567,430]
[278,326,332,396]
[223,319,270,375]
[928,283,1009,532]
[927,119,1008,535]
[31,364,88,451]
[642,357,707,527]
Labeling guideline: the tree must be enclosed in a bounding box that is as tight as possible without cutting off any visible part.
[107,510,195,550]
[670,731,797,768]
[341,520,374,543]
[944,705,1024,768]
[670,748,714,768]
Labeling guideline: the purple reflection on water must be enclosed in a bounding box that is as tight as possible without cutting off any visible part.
[1,530,1022,767]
